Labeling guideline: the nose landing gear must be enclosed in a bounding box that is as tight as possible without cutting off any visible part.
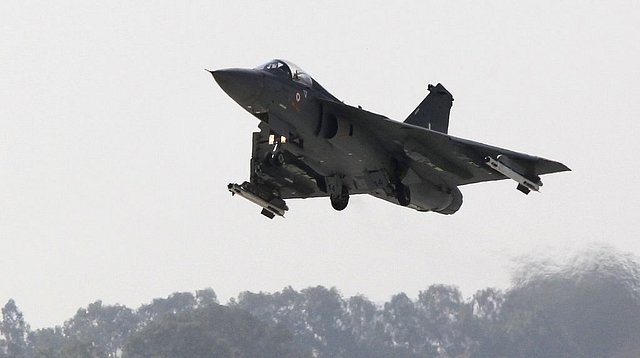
[267,134,287,166]
[269,150,285,166]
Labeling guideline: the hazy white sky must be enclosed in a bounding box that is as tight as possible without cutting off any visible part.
[2,1,639,328]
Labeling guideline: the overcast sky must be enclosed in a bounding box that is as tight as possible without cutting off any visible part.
[2,1,639,328]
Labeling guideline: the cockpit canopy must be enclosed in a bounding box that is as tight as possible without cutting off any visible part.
[254,59,313,87]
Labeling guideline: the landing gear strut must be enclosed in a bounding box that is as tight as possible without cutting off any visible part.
[330,186,349,211]
[396,182,411,206]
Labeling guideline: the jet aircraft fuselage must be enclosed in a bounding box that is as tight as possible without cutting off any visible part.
[210,59,569,218]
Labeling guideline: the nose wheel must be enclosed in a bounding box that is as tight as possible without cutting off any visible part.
[330,186,349,211]
[267,134,286,166]
[269,151,285,166]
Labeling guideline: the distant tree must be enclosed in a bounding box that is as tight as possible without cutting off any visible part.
[469,288,504,323]
[346,294,380,344]
[237,287,420,358]
[63,301,138,357]
[459,288,504,356]
[346,294,411,358]
[236,286,356,358]
[195,288,218,307]
[234,286,303,325]
[125,313,231,357]
[234,290,283,323]
[1,299,29,358]
[124,303,301,358]
[416,284,466,356]
[472,246,640,358]
[136,292,197,325]
[298,286,355,358]
[59,338,107,358]
[10,246,639,358]
[29,326,67,358]
[382,292,424,356]
[234,287,311,354]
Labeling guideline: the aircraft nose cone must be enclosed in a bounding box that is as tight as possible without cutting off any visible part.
[211,68,265,106]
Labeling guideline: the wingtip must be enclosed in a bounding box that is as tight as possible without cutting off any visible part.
[205,69,216,79]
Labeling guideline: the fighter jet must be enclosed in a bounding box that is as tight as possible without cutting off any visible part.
[209,59,570,219]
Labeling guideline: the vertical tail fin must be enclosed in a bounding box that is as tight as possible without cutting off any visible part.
[404,83,453,134]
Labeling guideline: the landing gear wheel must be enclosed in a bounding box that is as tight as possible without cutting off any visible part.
[273,151,285,166]
[396,183,411,206]
[330,187,349,211]
[268,151,285,166]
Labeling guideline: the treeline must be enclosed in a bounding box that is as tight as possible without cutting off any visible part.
[2,246,640,358]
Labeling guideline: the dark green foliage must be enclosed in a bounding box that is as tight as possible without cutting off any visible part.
[29,327,66,358]
[124,303,299,358]
[1,299,29,358]
[63,300,139,357]
[416,285,466,356]
[59,339,108,358]
[472,246,640,358]
[136,292,198,324]
[234,286,354,357]
[195,288,218,307]
[4,246,640,358]
[383,292,423,354]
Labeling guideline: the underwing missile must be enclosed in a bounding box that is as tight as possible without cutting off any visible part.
[228,182,288,219]
[485,156,542,194]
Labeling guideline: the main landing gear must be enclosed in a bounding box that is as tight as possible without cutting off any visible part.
[330,186,349,211]
[391,158,411,207]
[396,182,411,206]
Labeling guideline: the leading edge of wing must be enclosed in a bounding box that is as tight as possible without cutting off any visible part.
[318,99,570,186]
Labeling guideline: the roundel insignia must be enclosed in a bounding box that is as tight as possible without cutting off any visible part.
[295,91,301,103]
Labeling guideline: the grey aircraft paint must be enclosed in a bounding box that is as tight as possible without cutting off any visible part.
[210,59,570,218]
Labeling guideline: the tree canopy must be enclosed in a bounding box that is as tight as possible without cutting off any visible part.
[2,246,639,358]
